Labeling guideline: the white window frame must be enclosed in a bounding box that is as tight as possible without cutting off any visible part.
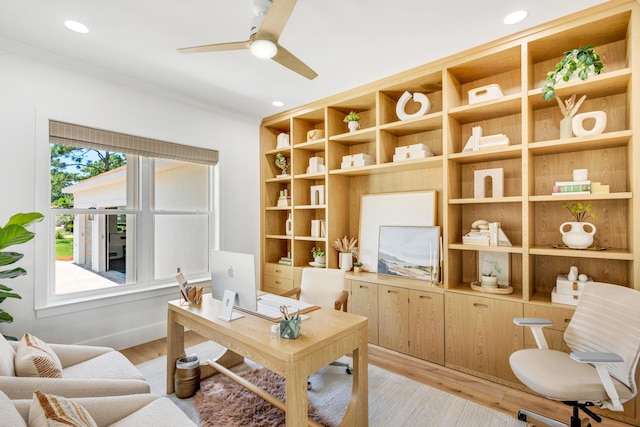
[34,110,218,318]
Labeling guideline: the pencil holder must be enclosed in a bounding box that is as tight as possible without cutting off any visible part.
[279,318,301,339]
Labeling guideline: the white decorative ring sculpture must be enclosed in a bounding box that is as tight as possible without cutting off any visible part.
[572,111,607,137]
[396,91,430,121]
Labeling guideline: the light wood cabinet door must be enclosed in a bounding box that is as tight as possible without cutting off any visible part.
[445,293,523,382]
[409,290,444,364]
[378,285,409,354]
[523,304,574,352]
[350,280,379,344]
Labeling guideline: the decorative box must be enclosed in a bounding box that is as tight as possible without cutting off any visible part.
[341,153,373,169]
[468,84,504,105]
[393,144,433,162]
[551,286,580,306]
[556,273,592,296]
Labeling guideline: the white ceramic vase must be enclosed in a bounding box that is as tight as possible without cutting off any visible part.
[480,275,498,288]
[348,121,360,132]
[285,213,292,236]
[339,252,353,271]
[559,221,596,249]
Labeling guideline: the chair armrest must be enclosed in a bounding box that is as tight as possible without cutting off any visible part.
[570,351,625,411]
[49,344,113,368]
[0,377,150,400]
[334,290,348,312]
[281,288,301,300]
[513,317,553,350]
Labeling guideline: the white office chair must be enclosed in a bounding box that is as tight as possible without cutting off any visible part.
[283,267,351,389]
[509,282,640,427]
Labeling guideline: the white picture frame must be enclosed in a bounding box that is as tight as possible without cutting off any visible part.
[359,191,436,272]
[478,251,510,285]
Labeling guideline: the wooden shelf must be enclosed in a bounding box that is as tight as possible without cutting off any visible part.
[447,145,522,163]
[449,196,522,205]
[529,246,632,260]
[379,112,443,135]
[330,156,443,176]
[528,130,632,155]
[448,244,524,253]
[529,192,632,202]
[329,128,376,144]
[448,94,521,123]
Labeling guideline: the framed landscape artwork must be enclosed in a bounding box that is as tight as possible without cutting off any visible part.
[377,225,440,281]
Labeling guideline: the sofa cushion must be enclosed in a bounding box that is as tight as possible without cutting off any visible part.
[0,333,16,376]
[109,396,196,427]
[0,389,27,427]
[15,334,63,378]
[62,350,145,381]
[29,391,97,427]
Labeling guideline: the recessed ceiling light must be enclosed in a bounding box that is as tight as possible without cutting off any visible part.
[272,101,284,107]
[503,10,528,25]
[64,20,89,34]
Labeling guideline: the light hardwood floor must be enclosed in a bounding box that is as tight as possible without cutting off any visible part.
[122,332,634,427]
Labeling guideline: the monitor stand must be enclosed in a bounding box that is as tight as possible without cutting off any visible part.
[218,290,245,321]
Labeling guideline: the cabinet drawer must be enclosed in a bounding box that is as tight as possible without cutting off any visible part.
[264,263,293,279]
[524,304,574,332]
[263,275,293,294]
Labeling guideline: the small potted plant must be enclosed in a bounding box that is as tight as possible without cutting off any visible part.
[480,259,501,288]
[353,261,363,273]
[560,202,597,249]
[343,111,361,133]
[311,246,325,266]
[275,153,289,176]
[542,45,604,101]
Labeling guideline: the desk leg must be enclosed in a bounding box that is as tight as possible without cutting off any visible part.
[285,362,309,427]
[341,328,369,427]
[166,309,185,394]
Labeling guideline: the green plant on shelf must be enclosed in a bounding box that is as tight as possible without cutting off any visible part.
[542,45,603,101]
[562,201,596,222]
[311,246,325,258]
[343,111,360,122]
[275,153,288,175]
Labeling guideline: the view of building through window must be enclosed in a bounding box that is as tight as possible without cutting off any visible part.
[51,143,212,296]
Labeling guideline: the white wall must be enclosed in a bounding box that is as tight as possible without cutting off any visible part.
[0,48,260,349]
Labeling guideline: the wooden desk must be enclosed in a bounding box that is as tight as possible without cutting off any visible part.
[167,295,368,426]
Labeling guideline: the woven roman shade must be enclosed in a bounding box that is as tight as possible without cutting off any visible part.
[49,120,218,165]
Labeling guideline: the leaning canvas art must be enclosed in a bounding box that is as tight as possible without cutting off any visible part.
[377,226,440,281]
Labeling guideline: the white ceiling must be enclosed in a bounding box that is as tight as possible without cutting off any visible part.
[0,0,607,120]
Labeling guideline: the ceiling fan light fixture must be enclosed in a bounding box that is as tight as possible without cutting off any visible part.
[250,39,277,59]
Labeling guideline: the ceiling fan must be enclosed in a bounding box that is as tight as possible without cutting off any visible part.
[178,0,317,80]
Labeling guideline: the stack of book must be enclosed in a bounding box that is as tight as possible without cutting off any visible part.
[552,180,591,195]
[462,230,490,245]
[278,256,292,265]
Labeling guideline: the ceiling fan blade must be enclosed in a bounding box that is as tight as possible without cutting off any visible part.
[272,43,317,80]
[257,0,297,41]
[178,40,251,54]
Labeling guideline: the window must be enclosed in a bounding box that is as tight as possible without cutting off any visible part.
[41,121,218,309]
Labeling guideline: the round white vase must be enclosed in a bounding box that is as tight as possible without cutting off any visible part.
[559,221,596,249]
[348,121,360,132]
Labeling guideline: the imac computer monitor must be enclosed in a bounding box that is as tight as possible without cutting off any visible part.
[210,250,258,312]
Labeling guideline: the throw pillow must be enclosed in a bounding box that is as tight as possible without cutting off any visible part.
[0,333,16,376]
[0,389,27,427]
[14,334,63,378]
[29,391,97,427]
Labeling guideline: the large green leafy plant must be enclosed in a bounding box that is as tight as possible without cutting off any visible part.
[0,212,44,340]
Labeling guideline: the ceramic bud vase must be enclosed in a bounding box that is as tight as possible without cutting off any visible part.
[560,115,574,139]
[339,252,353,271]
[348,121,360,132]
[559,221,596,249]
[285,212,292,236]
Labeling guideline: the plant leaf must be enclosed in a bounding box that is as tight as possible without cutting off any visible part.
[0,309,14,324]
[6,212,44,228]
[0,251,22,267]
[0,267,27,279]
[0,224,35,251]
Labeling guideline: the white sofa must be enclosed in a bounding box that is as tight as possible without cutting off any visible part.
[0,335,149,399]
[1,391,197,427]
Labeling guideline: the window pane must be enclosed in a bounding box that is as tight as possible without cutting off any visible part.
[154,159,209,211]
[54,213,134,294]
[154,214,209,280]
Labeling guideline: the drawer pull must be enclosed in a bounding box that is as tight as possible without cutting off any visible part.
[474,303,489,308]
[275,269,282,273]
[564,318,571,324]
[419,295,432,300]
[275,281,281,285]
[387,290,399,294]
[359,285,369,289]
